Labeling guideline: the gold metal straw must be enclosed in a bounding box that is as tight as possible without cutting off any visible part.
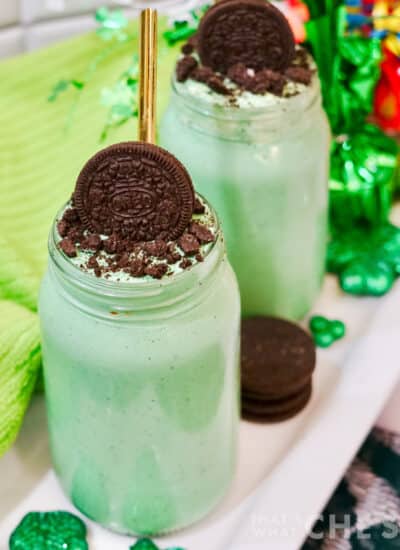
[139,8,158,144]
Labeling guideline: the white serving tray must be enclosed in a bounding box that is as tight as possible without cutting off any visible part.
[1,235,400,549]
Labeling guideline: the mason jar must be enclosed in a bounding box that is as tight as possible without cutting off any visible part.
[159,76,330,319]
[39,199,240,536]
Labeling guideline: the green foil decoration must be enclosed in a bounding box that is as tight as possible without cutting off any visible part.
[309,315,346,348]
[329,35,382,135]
[9,511,88,549]
[304,4,381,133]
[327,223,400,296]
[303,1,398,234]
[330,124,398,230]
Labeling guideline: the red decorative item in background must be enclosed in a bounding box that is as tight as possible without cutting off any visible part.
[274,0,309,43]
[374,45,400,133]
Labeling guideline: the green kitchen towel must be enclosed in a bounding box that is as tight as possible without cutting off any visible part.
[0,16,181,456]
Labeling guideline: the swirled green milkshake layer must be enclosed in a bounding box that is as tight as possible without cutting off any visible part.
[56,195,216,282]
[175,42,316,109]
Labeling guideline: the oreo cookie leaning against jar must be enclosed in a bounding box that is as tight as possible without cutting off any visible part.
[159,0,330,320]
[39,142,240,536]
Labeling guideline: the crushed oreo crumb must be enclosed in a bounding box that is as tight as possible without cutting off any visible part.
[144,263,168,280]
[178,233,201,255]
[194,197,206,214]
[227,63,251,87]
[179,257,192,270]
[189,222,214,244]
[248,69,286,96]
[145,240,168,258]
[176,55,198,82]
[191,66,214,84]
[57,220,69,238]
[83,234,102,251]
[59,238,77,258]
[176,45,314,98]
[57,196,216,280]
[104,234,118,254]
[285,66,312,85]
[129,258,145,277]
[181,42,194,55]
[208,75,230,95]
[167,252,182,265]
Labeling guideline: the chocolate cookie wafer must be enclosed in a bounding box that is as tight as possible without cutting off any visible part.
[74,142,195,242]
[242,382,312,423]
[197,0,295,74]
[242,383,312,423]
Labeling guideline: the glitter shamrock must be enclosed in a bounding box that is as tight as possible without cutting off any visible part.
[9,511,88,550]
[327,223,400,296]
[130,540,159,550]
[309,315,346,348]
[130,539,185,550]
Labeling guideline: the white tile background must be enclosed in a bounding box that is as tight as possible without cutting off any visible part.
[0,0,201,58]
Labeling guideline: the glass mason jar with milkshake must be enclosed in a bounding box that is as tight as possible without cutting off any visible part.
[39,10,240,536]
[160,0,330,319]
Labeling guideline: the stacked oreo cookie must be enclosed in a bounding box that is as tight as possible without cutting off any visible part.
[241,317,316,423]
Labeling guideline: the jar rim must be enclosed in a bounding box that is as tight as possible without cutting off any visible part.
[170,72,321,123]
[48,193,222,301]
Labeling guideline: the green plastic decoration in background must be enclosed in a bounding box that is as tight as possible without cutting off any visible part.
[0,15,181,457]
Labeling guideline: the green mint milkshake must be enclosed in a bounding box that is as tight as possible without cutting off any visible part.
[159,0,330,319]
[39,142,240,535]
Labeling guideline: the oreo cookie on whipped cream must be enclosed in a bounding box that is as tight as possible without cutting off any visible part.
[175,0,314,100]
[57,142,216,281]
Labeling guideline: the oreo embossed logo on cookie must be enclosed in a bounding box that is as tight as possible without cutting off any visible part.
[197,0,295,74]
[74,142,195,241]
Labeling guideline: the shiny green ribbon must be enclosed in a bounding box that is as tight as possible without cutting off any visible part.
[330,124,398,230]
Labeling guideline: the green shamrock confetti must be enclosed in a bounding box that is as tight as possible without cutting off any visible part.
[327,223,400,296]
[95,7,128,42]
[163,5,209,45]
[48,79,84,102]
[130,540,159,550]
[48,8,138,139]
[309,315,346,348]
[9,511,88,549]
[130,539,185,550]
